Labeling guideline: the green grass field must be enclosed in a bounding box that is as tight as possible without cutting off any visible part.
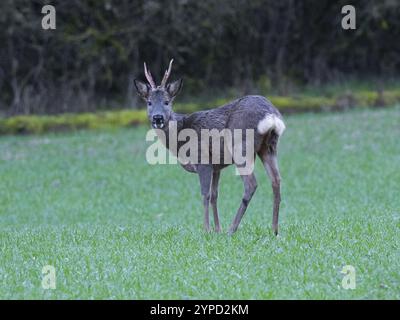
[0,107,399,299]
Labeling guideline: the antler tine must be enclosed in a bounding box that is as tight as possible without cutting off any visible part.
[160,59,174,88]
[144,62,156,89]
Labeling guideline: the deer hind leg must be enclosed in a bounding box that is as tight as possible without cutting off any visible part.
[227,133,258,235]
[228,172,258,235]
[197,165,213,232]
[258,132,282,235]
[210,170,221,232]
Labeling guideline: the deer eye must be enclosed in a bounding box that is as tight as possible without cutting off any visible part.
[148,101,152,106]
[164,101,169,105]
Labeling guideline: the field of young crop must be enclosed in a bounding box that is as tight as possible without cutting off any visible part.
[0,107,399,299]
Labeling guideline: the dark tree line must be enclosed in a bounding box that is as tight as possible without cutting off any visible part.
[0,0,399,115]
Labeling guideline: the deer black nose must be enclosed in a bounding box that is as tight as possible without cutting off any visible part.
[152,115,165,128]
[153,114,164,122]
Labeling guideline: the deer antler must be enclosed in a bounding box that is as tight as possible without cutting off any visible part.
[144,62,156,89]
[160,59,174,88]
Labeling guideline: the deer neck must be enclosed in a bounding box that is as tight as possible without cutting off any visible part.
[153,111,186,152]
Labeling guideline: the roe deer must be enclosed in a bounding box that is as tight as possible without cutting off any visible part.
[134,59,285,235]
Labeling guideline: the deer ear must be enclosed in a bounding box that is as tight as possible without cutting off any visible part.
[167,79,183,98]
[134,79,150,99]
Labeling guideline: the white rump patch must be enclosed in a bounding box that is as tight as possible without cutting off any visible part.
[257,114,286,136]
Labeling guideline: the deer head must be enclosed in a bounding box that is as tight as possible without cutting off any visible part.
[134,59,183,129]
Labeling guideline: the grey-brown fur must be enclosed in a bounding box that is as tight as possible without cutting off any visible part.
[134,60,285,235]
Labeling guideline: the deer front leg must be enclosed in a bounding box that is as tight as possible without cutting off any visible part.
[210,170,221,233]
[197,165,213,232]
[228,173,258,235]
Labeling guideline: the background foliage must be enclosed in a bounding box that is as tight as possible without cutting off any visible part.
[1,0,400,115]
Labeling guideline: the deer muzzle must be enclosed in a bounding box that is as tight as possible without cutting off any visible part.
[152,114,165,129]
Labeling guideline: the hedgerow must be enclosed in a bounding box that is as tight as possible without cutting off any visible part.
[1,90,399,135]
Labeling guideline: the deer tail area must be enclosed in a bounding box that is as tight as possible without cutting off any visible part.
[257,114,286,136]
